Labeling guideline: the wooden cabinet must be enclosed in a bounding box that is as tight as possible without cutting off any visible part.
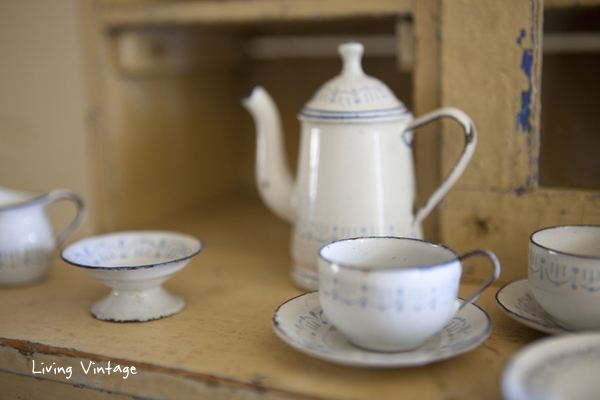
[2,0,600,398]
[82,0,417,232]
[81,0,600,283]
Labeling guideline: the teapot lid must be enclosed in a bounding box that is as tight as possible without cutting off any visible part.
[298,42,409,121]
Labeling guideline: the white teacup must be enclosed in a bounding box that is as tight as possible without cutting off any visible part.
[318,237,500,352]
[529,225,600,330]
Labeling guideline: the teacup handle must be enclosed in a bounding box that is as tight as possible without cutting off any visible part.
[45,189,86,247]
[458,250,501,310]
[404,107,477,229]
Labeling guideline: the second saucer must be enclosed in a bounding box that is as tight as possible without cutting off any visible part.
[496,278,568,335]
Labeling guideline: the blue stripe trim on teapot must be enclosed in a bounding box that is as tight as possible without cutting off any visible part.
[298,106,411,121]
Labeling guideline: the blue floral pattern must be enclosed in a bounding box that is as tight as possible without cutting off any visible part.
[319,272,459,312]
[294,219,412,245]
[496,279,568,335]
[292,308,473,352]
[529,250,600,292]
[64,235,197,268]
[0,247,52,270]
[310,84,396,108]
[515,292,557,328]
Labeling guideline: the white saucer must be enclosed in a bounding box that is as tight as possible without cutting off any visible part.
[502,333,600,400]
[272,292,492,368]
[495,279,569,335]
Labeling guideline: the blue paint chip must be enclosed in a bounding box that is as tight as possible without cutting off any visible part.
[517,48,534,132]
[514,187,527,197]
[517,29,526,45]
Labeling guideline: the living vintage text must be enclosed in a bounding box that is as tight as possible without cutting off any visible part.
[32,360,137,379]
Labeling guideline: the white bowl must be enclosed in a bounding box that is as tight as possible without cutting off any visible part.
[61,230,202,322]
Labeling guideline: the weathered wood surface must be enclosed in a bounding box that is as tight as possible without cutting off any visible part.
[0,202,546,400]
[437,0,600,283]
[413,0,442,242]
[0,370,136,400]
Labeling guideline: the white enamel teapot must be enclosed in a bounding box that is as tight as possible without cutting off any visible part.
[0,187,85,286]
[242,42,477,290]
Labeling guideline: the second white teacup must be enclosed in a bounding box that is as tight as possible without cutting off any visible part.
[318,237,500,352]
[529,225,600,330]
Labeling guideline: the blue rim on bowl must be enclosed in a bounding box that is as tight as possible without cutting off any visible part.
[61,230,203,270]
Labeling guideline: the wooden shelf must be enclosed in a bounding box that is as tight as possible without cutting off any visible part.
[98,0,413,28]
[0,201,545,399]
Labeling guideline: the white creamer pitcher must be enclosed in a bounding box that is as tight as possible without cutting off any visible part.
[242,42,477,290]
[0,187,85,286]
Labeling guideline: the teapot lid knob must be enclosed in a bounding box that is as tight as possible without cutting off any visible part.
[339,42,365,76]
[299,41,408,121]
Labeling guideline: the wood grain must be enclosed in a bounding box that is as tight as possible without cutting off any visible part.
[0,202,546,399]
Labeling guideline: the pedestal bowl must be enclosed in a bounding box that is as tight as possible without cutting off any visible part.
[61,230,202,322]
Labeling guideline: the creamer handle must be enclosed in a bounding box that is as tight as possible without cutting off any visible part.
[46,189,86,247]
[404,107,477,229]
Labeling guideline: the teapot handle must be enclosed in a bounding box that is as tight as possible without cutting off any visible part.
[45,189,86,247]
[405,107,477,229]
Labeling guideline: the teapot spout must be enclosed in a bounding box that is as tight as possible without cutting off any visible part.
[241,86,295,223]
